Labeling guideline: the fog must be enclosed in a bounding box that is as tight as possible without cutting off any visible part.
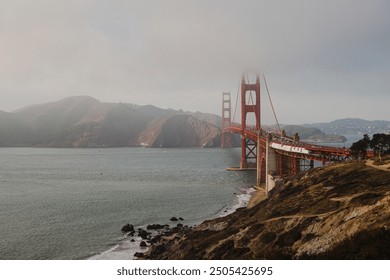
[0,0,389,124]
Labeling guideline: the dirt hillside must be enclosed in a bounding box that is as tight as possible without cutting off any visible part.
[144,160,390,259]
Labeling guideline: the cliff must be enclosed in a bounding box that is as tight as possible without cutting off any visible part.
[0,96,221,148]
[143,160,390,259]
[137,115,220,147]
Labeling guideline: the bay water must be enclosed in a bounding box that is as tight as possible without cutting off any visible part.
[0,147,253,260]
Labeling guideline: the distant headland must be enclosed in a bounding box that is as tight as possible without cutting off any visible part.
[0,96,388,148]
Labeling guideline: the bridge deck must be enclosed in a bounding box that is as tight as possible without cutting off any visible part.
[223,124,351,162]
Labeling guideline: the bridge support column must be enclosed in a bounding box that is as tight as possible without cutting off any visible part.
[265,134,278,194]
[257,133,261,186]
[256,133,266,186]
[291,158,300,175]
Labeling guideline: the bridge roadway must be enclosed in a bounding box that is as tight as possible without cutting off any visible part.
[224,123,351,163]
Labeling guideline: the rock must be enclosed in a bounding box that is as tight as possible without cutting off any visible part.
[140,241,147,247]
[147,224,168,230]
[150,235,162,244]
[130,239,135,242]
[134,252,144,258]
[179,217,184,221]
[138,229,150,239]
[153,244,166,255]
[143,161,390,260]
[177,223,184,228]
[121,223,135,233]
[170,217,178,222]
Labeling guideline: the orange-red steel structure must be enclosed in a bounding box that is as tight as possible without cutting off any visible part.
[222,73,352,180]
[221,92,233,148]
[240,75,261,169]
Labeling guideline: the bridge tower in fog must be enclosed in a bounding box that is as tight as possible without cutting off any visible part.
[221,92,233,148]
[240,74,261,169]
[221,73,352,193]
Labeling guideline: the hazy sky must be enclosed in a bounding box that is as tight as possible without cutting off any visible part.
[0,0,389,124]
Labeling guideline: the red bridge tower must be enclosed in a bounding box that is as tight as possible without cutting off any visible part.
[221,92,233,148]
[240,74,261,169]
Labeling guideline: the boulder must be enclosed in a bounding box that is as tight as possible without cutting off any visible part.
[138,229,150,239]
[140,241,147,247]
[134,252,144,258]
[153,244,166,255]
[147,224,168,230]
[170,217,178,222]
[149,235,162,244]
[121,223,135,233]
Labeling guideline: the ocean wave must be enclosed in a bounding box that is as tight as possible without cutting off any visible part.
[88,185,255,260]
[216,185,255,217]
[88,236,147,260]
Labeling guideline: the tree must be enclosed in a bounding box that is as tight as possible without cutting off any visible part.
[350,134,370,159]
[351,133,390,159]
[370,133,390,155]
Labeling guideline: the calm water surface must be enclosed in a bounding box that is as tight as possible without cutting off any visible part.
[0,147,252,259]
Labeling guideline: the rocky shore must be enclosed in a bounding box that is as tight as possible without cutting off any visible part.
[131,160,390,259]
[118,217,191,259]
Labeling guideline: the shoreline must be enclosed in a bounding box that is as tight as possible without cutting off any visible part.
[137,184,269,260]
[247,185,267,208]
[88,236,148,260]
[88,184,257,260]
[140,160,390,260]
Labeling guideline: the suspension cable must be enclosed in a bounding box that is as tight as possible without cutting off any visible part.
[263,73,281,132]
[232,79,240,123]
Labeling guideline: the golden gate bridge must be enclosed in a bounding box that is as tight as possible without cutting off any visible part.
[221,73,352,193]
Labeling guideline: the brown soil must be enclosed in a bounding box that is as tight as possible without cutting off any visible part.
[142,160,390,260]
[366,155,390,172]
[247,186,267,208]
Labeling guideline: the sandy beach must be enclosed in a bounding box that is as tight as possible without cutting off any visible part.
[247,185,267,208]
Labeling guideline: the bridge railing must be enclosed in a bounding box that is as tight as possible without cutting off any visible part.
[222,123,351,158]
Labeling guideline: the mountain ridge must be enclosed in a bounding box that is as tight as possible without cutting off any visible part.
[2,97,389,147]
[0,96,221,148]
[302,118,390,135]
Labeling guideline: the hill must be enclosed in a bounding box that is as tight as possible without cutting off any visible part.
[138,115,220,147]
[303,118,390,135]
[0,96,221,148]
[281,125,347,143]
[141,160,390,259]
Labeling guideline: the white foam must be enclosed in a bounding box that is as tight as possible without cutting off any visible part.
[217,186,255,217]
[89,186,255,260]
[88,236,147,260]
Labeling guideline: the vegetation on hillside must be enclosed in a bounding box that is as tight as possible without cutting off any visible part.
[142,161,390,260]
[350,133,390,158]
[0,96,221,148]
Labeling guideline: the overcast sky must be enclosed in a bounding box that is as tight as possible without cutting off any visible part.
[0,0,389,124]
